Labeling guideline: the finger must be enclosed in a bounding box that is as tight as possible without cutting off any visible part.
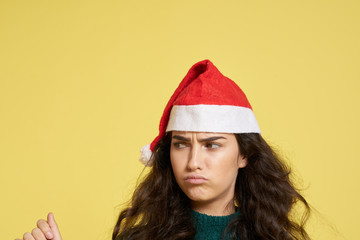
[23,232,35,240]
[47,213,62,240]
[31,228,47,240]
[37,219,53,239]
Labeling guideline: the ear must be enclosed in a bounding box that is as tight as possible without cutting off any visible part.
[237,155,248,168]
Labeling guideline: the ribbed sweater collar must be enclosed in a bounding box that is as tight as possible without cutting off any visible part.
[191,210,239,240]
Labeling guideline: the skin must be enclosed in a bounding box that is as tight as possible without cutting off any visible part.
[16,213,62,240]
[170,131,247,216]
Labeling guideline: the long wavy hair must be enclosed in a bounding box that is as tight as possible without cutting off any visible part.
[112,133,311,240]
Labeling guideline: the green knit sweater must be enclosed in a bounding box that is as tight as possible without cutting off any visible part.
[192,210,239,240]
[114,210,239,240]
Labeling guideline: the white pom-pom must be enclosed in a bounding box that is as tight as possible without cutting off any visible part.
[139,144,153,166]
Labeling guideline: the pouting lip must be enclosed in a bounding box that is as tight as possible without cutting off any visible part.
[184,174,208,181]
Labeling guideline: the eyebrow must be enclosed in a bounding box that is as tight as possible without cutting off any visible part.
[172,135,227,142]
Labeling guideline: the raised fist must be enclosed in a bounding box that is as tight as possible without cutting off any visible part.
[16,213,62,240]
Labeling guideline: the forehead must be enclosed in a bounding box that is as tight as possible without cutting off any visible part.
[171,131,233,138]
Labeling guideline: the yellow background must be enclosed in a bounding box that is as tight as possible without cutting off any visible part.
[1,0,359,239]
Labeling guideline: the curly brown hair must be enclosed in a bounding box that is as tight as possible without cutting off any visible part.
[112,133,311,240]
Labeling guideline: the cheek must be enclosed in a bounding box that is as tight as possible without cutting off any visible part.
[212,149,239,167]
[170,159,187,191]
[211,154,239,180]
[170,150,183,177]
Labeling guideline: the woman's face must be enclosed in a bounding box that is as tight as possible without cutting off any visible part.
[170,131,247,213]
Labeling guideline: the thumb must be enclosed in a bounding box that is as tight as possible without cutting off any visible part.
[47,212,62,240]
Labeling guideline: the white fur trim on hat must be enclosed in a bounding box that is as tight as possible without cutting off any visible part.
[166,105,261,133]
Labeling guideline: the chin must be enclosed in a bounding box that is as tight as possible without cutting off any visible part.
[183,189,210,202]
[179,183,214,202]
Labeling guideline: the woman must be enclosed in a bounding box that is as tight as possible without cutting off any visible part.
[17,60,310,240]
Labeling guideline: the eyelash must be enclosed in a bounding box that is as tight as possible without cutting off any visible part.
[173,142,220,149]
[173,142,187,149]
[205,143,220,149]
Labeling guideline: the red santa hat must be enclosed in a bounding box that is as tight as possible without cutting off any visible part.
[140,59,260,165]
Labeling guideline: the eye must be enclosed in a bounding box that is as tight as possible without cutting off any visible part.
[205,143,220,149]
[173,142,187,149]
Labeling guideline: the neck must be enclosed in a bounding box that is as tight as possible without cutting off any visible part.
[191,200,236,216]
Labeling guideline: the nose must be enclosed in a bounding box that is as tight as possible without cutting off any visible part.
[187,143,203,171]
